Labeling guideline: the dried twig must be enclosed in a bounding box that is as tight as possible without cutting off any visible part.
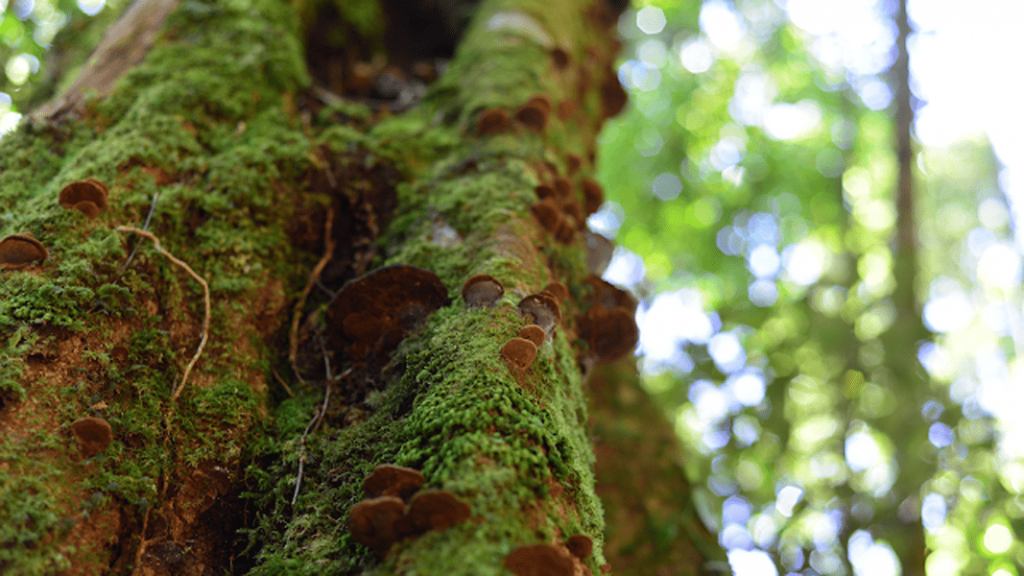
[291,338,336,506]
[271,368,295,398]
[116,226,209,402]
[288,206,336,384]
[121,191,160,273]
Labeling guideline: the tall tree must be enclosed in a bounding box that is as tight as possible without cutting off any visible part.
[0,0,726,574]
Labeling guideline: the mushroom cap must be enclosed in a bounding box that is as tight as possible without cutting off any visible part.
[553,218,576,244]
[566,534,593,559]
[551,47,570,70]
[552,176,573,199]
[504,544,575,576]
[524,94,552,117]
[518,293,561,335]
[580,178,604,216]
[560,200,583,224]
[362,464,425,501]
[601,72,628,118]
[534,183,557,201]
[531,198,563,233]
[72,201,102,219]
[399,489,471,535]
[59,178,109,211]
[585,232,614,276]
[566,154,583,174]
[501,337,538,370]
[0,234,49,270]
[70,417,112,457]
[577,306,638,364]
[514,98,549,132]
[326,264,449,362]
[349,496,406,553]
[477,108,512,136]
[518,325,545,347]
[543,282,568,303]
[462,274,504,309]
[583,276,638,314]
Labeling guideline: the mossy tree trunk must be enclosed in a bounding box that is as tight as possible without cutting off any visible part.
[0,0,726,574]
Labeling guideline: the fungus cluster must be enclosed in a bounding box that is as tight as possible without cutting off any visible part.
[349,464,471,557]
[70,417,113,458]
[500,289,564,371]
[530,176,604,246]
[326,264,449,364]
[59,178,109,219]
[0,233,48,270]
[575,276,639,365]
[475,93,553,138]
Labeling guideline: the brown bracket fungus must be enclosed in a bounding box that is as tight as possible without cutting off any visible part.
[566,153,583,174]
[552,176,573,199]
[580,178,604,217]
[585,232,614,276]
[362,464,425,501]
[551,47,570,70]
[531,198,564,233]
[326,264,449,363]
[584,275,638,314]
[518,325,545,347]
[462,274,504,309]
[349,496,407,556]
[566,534,594,559]
[505,544,575,576]
[543,282,569,303]
[502,337,539,370]
[514,95,551,132]
[577,306,639,366]
[535,182,557,201]
[0,233,48,270]
[398,489,472,535]
[477,107,512,136]
[518,292,561,336]
[58,178,109,219]
[70,417,112,458]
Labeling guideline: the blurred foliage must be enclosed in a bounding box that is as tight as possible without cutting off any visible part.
[1,0,126,117]
[599,0,1023,575]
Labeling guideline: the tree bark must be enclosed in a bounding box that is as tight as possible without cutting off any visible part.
[0,0,725,574]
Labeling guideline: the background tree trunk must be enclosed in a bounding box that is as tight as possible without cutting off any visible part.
[0,0,725,574]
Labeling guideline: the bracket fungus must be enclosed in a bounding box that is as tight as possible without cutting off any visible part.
[326,264,449,363]
[70,417,112,458]
[59,178,109,219]
[566,534,594,559]
[0,234,48,270]
[543,282,569,303]
[477,107,512,136]
[462,274,504,309]
[502,337,539,370]
[580,178,604,217]
[577,276,640,365]
[566,153,583,174]
[535,182,557,201]
[531,198,563,233]
[518,292,561,336]
[552,176,573,199]
[349,496,407,556]
[514,95,551,132]
[362,464,425,501]
[504,544,575,576]
[399,489,472,534]
[518,325,545,347]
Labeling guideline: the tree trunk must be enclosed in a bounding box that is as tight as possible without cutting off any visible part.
[0,0,724,574]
